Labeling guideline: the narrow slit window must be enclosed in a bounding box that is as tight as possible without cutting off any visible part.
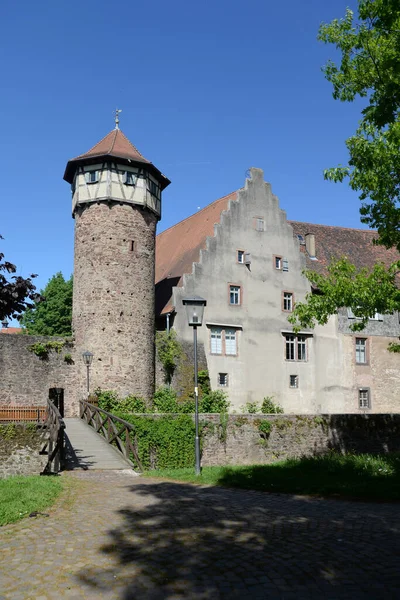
[130,241,135,252]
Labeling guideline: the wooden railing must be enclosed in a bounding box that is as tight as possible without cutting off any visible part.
[0,406,46,422]
[79,400,143,471]
[40,399,65,474]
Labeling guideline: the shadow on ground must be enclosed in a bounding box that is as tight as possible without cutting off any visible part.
[76,478,400,599]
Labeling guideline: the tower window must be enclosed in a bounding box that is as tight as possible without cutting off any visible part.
[85,170,99,184]
[124,171,137,186]
[130,241,135,252]
[218,373,229,387]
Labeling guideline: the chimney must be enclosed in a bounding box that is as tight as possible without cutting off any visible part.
[305,233,316,258]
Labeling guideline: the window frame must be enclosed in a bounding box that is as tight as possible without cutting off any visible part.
[218,373,229,387]
[209,327,238,357]
[237,249,245,264]
[274,255,282,270]
[284,334,308,362]
[282,291,294,312]
[228,284,242,306]
[85,169,99,184]
[358,388,371,409]
[124,171,137,186]
[289,375,299,389]
[355,337,369,365]
[253,216,265,232]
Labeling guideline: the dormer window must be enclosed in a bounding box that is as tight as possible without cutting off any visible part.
[85,170,99,184]
[124,171,137,186]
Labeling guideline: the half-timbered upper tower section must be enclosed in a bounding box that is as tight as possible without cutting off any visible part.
[63,127,170,218]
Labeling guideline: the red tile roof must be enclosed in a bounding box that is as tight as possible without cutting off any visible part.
[155,192,400,316]
[0,327,22,334]
[64,128,171,189]
[74,129,150,164]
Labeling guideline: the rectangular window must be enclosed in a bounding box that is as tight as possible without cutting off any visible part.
[282,258,289,272]
[355,338,367,364]
[148,179,161,199]
[210,328,223,354]
[229,285,241,306]
[274,256,282,270]
[130,240,135,252]
[85,170,99,184]
[359,388,370,409]
[225,329,237,355]
[237,250,244,264]
[124,171,137,186]
[289,375,298,388]
[210,327,238,357]
[218,373,229,387]
[256,218,265,232]
[283,292,293,312]
[285,335,307,361]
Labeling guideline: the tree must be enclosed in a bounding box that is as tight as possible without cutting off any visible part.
[290,0,400,333]
[19,272,73,336]
[0,236,38,321]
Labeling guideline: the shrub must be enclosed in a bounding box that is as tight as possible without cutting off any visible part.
[261,396,284,414]
[156,331,182,384]
[95,389,120,412]
[200,390,229,413]
[242,402,260,414]
[118,395,147,413]
[153,387,179,413]
[258,421,272,437]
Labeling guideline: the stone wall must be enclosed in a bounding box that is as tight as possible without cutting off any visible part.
[0,424,47,478]
[0,334,78,417]
[199,413,400,466]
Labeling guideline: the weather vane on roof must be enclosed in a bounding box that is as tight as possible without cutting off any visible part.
[114,108,122,130]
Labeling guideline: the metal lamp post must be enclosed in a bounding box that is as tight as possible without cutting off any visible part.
[81,351,94,397]
[182,296,207,476]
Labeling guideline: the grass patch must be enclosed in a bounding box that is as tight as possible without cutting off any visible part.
[0,475,64,526]
[146,453,400,502]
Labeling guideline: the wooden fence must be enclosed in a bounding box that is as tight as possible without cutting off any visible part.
[0,406,47,422]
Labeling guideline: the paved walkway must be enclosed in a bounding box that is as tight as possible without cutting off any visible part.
[1,471,400,599]
[64,418,132,471]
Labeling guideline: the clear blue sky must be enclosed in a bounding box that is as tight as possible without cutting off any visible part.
[1,0,361,299]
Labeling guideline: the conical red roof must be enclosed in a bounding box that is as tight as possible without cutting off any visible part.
[74,128,150,163]
[64,128,170,189]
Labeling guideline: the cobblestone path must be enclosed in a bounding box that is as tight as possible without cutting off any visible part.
[1,471,400,599]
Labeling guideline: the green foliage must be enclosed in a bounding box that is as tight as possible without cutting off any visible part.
[20,272,73,336]
[117,413,196,470]
[64,353,74,364]
[0,234,38,321]
[153,387,179,413]
[197,370,211,394]
[0,475,63,526]
[261,397,284,414]
[258,421,272,437]
[95,389,147,413]
[28,340,66,360]
[147,452,400,501]
[388,342,400,353]
[319,1,400,251]
[218,412,229,443]
[288,258,400,334]
[155,331,182,384]
[241,402,260,414]
[200,390,229,413]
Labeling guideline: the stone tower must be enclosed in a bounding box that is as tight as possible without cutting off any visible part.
[64,125,170,401]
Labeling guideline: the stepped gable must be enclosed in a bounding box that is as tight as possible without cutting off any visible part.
[155,191,400,316]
